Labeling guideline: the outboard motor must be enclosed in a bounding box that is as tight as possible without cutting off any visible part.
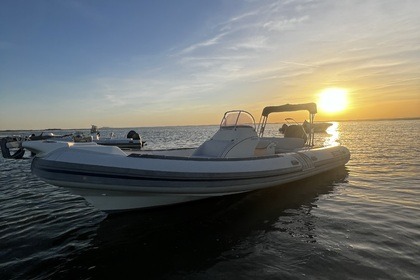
[279,124,288,134]
[0,138,25,159]
[284,125,308,144]
[127,130,140,140]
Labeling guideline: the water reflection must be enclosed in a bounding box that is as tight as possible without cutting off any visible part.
[323,122,340,147]
[58,167,348,279]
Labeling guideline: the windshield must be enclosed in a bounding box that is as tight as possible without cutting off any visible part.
[220,110,255,129]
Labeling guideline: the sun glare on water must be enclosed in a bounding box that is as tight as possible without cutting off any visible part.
[317,88,348,113]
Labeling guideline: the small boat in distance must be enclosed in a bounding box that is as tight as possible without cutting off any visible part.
[0,126,144,159]
[303,120,333,133]
[279,119,333,135]
[23,102,350,212]
[85,125,145,150]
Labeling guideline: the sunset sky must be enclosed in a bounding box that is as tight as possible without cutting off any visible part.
[1,0,419,130]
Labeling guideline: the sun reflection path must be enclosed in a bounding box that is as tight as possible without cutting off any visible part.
[323,122,340,147]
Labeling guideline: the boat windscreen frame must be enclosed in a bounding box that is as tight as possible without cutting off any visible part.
[257,103,317,146]
[220,110,256,130]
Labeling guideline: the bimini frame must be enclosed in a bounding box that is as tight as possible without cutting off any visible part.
[257,103,317,146]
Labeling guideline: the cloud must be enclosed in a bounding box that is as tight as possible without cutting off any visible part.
[262,15,310,31]
[82,1,321,115]
[65,0,420,124]
[167,1,316,92]
[179,32,228,54]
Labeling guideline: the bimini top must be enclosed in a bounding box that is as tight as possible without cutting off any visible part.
[261,103,317,117]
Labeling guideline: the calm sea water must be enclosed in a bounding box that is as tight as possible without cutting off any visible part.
[0,120,419,279]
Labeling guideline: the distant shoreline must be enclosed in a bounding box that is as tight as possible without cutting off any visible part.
[1,116,419,133]
[327,116,420,123]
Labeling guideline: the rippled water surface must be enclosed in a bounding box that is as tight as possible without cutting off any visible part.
[1,120,419,279]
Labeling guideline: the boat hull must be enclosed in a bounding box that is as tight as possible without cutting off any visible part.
[30,145,350,211]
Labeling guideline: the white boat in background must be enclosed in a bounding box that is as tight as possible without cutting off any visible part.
[0,126,144,159]
[23,103,350,212]
[303,120,333,133]
[279,118,333,135]
[80,125,145,150]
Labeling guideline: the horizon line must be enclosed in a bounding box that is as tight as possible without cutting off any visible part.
[1,116,419,133]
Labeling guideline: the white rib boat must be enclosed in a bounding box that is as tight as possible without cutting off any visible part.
[23,103,350,211]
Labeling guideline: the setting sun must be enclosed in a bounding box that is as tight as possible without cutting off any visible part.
[318,88,348,114]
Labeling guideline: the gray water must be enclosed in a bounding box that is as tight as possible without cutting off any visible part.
[0,120,419,279]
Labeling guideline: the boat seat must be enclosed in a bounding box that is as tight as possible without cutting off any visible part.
[192,139,233,157]
[254,140,276,156]
[192,125,259,158]
[192,137,259,158]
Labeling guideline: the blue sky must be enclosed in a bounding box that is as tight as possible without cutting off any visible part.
[1,0,419,130]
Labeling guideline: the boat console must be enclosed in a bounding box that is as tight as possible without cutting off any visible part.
[192,111,259,158]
